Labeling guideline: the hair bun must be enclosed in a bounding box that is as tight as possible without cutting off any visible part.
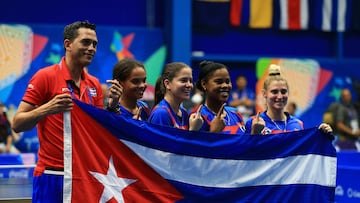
[199,60,213,67]
[269,64,281,76]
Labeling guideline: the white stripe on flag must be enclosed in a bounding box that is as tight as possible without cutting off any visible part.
[322,0,332,31]
[279,0,288,30]
[337,0,347,32]
[123,140,337,188]
[63,111,72,203]
[300,0,309,29]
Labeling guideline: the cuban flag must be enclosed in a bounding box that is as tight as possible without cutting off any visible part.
[63,100,336,202]
[311,0,351,32]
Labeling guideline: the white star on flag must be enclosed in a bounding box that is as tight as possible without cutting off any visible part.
[89,156,137,203]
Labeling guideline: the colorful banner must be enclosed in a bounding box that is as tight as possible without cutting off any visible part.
[255,58,333,118]
[0,23,166,106]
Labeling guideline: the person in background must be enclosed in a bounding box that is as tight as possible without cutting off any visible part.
[334,88,360,151]
[286,101,298,117]
[111,58,150,120]
[192,61,246,134]
[149,62,203,130]
[189,87,205,114]
[11,20,122,202]
[246,64,333,135]
[228,75,255,121]
[0,102,19,153]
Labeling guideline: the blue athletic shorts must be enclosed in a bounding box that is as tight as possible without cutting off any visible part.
[32,171,63,203]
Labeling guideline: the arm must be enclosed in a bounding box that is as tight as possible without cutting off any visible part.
[12,93,73,133]
[5,135,13,153]
[336,121,360,138]
[335,105,359,138]
[229,97,254,108]
[228,90,255,108]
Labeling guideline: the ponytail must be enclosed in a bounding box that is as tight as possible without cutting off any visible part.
[153,62,189,106]
[154,76,165,106]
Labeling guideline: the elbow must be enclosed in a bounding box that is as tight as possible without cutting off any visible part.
[12,119,36,133]
[12,125,22,134]
[12,118,24,133]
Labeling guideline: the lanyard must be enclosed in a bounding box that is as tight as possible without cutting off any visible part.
[162,100,188,130]
[60,60,93,105]
[66,81,93,105]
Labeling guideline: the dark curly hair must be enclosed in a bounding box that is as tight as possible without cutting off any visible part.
[195,60,228,92]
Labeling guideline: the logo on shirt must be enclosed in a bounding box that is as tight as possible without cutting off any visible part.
[88,88,97,97]
[62,88,70,93]
[27,84,34,89]
[262,127,272,135]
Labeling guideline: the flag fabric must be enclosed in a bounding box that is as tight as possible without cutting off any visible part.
[311,0,351,32]
[64,100,337,203]
[229,0,243,26]
[230,0,273,28]
[276,0,309,30]
[193,0,230,32]
[350,0,360,31]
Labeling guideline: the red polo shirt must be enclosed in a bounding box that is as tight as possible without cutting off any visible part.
[22,57,103,175]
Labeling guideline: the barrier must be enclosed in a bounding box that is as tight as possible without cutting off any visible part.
[335,151,360,203]
[0,153,35,200]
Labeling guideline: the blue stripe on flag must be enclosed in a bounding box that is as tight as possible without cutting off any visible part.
[272,0,281,29]
[331,0,338,31]
[351,0,360,31]
[170,182,335,203]
[310,0,323,31]
[242,0,250,26]
[74,100,336,160]
[345,0,352,30]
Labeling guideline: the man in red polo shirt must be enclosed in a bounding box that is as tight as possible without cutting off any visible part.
[12,20,122,202]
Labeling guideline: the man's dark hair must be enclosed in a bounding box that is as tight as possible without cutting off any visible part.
[63,20,96,42]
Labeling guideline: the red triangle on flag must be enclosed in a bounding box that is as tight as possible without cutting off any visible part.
[70,105,184,202]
